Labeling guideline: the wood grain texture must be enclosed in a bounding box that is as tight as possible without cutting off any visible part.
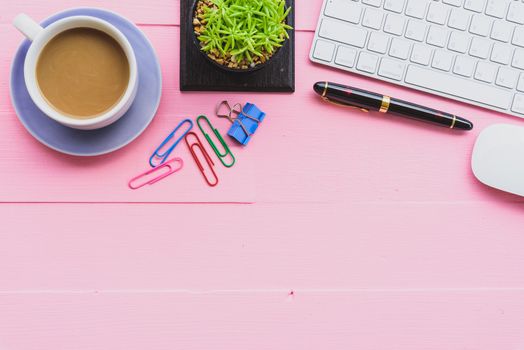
[2,0,315,30]
[2,0,178,25]
[2,0,524,349]
[180,0,295,91]
[1,291,523,350]
[2,25,523,202]
[1,25,256,203]
[1,202,523,290]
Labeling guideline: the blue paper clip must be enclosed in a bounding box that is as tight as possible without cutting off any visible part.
[149,118,193,167]
[227,103,266,146]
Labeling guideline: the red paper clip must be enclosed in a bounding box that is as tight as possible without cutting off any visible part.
[128,158,184,190]
[184,132,218,187]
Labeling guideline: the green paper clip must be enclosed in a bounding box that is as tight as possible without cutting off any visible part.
[196,115,236,168]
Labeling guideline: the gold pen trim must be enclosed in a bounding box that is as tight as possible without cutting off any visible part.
[321,96,369,113]
[450,115,456,129]
[322,81,329,98]
[379,95,391,113]
[320,82,368,113]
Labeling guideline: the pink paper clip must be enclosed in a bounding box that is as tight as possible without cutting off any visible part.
[128,158,184,190]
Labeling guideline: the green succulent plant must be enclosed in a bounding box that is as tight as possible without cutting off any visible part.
[194,0,292,68]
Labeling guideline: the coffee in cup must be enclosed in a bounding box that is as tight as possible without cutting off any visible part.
[36,27,130,119]
[13,14,138,130]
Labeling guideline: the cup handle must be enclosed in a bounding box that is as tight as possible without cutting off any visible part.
[13,13,44,41]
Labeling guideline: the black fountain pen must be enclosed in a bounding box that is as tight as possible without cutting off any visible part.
[314,81,473,131]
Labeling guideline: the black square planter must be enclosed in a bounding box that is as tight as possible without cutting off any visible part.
[180,0,295,92]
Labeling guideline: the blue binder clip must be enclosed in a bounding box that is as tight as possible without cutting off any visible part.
[216,101,265,146]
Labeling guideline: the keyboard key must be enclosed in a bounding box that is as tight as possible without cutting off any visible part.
[443,0,463,6]
[490,42,513,65]
[517,74,524,92]
[469,37,492,58]
[496,67,518,89]
[405,65,512,109]
[356,52,379,73]
[427,3,449,25]
[464,0,486,13]
[311,0,524,118]
[384,14,406,35]
[335,46,358,67]
[511,94,524,114]
[324,0,362,24]
[513,26,524,48]
[368,32,390,54]
[490,20,514,42]
[312,40,335,62]
[512,49,524,70]
[363,0,382,7]
[469,15,492,36]
[427,26,448,47]
[378,58,405,80]
[411,43,433,65]
[448,31,470,53]
[362,8,384,30]
[507,2,524,25]
[485,0,509,19]
[432,50,454,71]
[474,61,498,82]
[319,19,368,48]
[453,56,475,77]
[448,9,470,31]
[405,20,427,41]
[389,38,412,59]
[405,0,427,19]
[384,0,405,13]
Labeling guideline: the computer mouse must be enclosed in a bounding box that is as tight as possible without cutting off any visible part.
[472,124,524,197]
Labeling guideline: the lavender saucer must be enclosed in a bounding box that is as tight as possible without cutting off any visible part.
[10,8,162,156]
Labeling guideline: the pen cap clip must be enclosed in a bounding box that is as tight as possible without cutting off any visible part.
[321,96,369,113]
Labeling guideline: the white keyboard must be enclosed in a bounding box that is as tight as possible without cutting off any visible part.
[310,0,524,118]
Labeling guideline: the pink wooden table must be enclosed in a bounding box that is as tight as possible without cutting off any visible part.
[1,1,524,349]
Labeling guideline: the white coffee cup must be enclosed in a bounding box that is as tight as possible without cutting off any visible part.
[13,13,138,130]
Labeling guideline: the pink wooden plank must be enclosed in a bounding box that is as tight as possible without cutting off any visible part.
[1,202,523,290]
[2,0,321,30]
[2,0,178,25]
[1,25,255,203]
[295,0,323,32]
[1,25,522,203]
[1,291,523,350]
